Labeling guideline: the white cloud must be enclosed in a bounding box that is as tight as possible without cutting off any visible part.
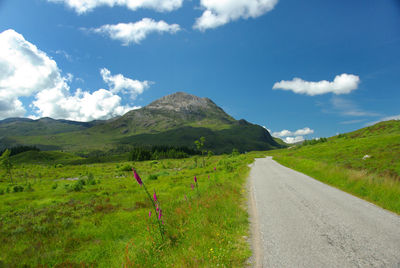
[272,129,292,137]
[0,97,26,119]
[294,127,314,136]
[339,119,365,125]
[366,114,400,126]
[272,127,314,138]
[194,0,278,31]
[284,136,304,144]
[331,97,380,117]
[273,74,360,96]
[47,0,183,14]
[100,68,152,99]
[54,49,72,61]
[0,29,68,119]
[271,127,314,144]
[33,87,139,122]
[0,29,147,121]
[91,18,181,45]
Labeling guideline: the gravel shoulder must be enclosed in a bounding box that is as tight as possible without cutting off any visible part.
[248,157,400,268]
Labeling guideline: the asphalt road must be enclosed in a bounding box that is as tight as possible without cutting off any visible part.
[248,157,400,268]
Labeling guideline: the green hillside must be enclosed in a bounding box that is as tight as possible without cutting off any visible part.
[269,120,400,213]
[10,151,84,165]
[0,92,281,154]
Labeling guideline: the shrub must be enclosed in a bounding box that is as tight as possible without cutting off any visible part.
[148,174,158,180]
[72,180,84,191]
[0,189,4,195]
[119,164,133,172]
[13,185,24,193]
[52,183,58,190]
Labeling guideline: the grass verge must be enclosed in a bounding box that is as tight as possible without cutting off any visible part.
[0,153,262,267]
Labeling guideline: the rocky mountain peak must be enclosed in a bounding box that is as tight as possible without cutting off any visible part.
[146,92,216,112]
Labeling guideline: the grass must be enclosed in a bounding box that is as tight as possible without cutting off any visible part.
[0,152,263,267]
[268,120,400,214]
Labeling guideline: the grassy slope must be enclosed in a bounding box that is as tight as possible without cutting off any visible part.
[0,153,263,267]
[12,123,280,154]
[268,120,400,214]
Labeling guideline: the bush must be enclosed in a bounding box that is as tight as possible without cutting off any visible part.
[13,185,24,193]
[0,189,4,195]
[52,183,58,190]
[86,173,97,185]
[148,174,158,180]
[119,164,133,172]
[72,180,84,191]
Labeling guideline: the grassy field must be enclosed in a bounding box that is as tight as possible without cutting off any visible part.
[268,120,400,214]
[0,152,263,267]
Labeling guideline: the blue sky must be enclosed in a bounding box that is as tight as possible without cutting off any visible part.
[0,0,399,143]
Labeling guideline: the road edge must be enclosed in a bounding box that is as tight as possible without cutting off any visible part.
[246,160,263,268]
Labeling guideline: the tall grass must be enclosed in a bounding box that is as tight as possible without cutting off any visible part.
[0,153,258,267]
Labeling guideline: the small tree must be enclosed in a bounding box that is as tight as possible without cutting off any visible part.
[195,136,206,167]
[0,149,13,183]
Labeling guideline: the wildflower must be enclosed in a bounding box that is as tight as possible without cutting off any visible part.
[158,209,162,220]
[214,167,216,171]
[132,168,142,185]
[149,210,151,218]
[194,176,197,183]
[153,190,157,202]
[191,183,194,190]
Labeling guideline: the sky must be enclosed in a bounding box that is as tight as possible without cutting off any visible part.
[0,0,399,143]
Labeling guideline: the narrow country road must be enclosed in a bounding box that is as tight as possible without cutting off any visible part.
[248,157,400,268]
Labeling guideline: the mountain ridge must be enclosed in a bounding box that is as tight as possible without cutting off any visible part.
[0,92,281,153]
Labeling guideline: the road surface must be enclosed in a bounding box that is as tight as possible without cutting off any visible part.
[248,157,400,267]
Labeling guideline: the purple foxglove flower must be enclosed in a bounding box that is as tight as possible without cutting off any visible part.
[149,210,151,218]
[132,168,143,186]
[158,209,162,220]
[214,167,216,171]
[153,190,157,202]
[194,176,197,183]
[191,183,194,190]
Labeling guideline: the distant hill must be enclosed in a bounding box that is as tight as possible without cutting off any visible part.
[0,92,282,153]
[274,120,400,179]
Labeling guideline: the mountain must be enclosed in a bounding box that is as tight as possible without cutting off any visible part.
[0,117,99,137]
[0,92,281,153]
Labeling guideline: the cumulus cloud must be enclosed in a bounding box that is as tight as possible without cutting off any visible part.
[33,87,139,122]
[272,127,314,138]
[194,0,278,31]
[271,127,314,144]
[47,0,183,14]
[0,29,146,121]
[91,18,181,45]
[0,29,68,119]
[273,74,360,96]
[283,136,304,144]
[100,68,152,99]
